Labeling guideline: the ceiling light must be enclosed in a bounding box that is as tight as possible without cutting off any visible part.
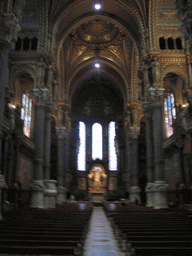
[95,63,100,68]
[94,3,101,10]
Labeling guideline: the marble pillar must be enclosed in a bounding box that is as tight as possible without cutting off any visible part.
[149,88,168,209]
[44,103,57,208]
[56,127,67,204]
[143,102,155,207]
[31,89,49,208]
[0,12,20,218]
[129,126,141,203]
[125,131,131,193]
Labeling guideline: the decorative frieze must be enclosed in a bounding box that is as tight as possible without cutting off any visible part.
[31,180,45,192]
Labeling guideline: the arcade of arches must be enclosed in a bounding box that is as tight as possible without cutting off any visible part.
[0,0,192,217]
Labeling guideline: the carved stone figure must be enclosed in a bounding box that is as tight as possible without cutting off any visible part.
[12,0,25,20]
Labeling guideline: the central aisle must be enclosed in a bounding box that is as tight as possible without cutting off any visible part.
[83,206,123,256]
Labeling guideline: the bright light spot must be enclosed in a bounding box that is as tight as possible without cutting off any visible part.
[182,104,187,108]
[95,63,100,68]
[79,203,86,210]
[94,3,101,10]
[12,105,16,109]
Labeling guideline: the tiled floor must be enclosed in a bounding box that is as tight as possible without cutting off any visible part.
[83,207,123,256]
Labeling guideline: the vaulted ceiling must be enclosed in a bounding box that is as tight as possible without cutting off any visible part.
[48,0,149,106]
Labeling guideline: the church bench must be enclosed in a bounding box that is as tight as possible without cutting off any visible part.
[133,247,192,256]
[0,229,84,235]
[0,239,79,247]
[118,231,192,237]
[0,234,83,241]
[126,235,192,242]
[129,240,192,247]
[0,245,75,255]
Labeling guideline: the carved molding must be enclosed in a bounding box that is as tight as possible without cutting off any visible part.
[145,183,155,192]
[153,181,168,192]
[31,180,45,192]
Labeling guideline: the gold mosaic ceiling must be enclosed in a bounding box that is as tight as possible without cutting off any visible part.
[70,19,127,50]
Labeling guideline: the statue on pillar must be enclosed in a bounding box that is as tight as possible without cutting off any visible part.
[12,0,25,20]
[151,57,160,86]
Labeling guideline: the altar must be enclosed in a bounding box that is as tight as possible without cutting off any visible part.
[88,164,107,197]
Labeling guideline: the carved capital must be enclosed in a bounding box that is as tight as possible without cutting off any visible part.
[149,87,164,105]
[56,126,66,139]
[129,126,140,139]
[0,12,20,43]
[33,88,50,107]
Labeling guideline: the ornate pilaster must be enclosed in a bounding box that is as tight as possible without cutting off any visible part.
[143,102,155,207]
[56,126,66,204]
[44,103,54,180]
[149,88,168,209]
[31,89,49,208]
[128,126,141,203]
[44,102,57,208]
[63,106,71,189]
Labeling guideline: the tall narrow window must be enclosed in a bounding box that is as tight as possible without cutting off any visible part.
[164,93,176,138]
[109,121,117,170]
[78,122,86,171]
[92,123,102,160]
[21,93,32,137]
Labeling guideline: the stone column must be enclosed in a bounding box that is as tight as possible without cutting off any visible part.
[143,102,155,207]
[0,12,20,218]
[44,103,57,208]
[63,133,69,188]
[149,88,168,209]
[31,89,49,208]
[86,124,92,169]
[129,126,141,203]
[103,124,108,164]
[124,131,131,193]
[56,127,67,204]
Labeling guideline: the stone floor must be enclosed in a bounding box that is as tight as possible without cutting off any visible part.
[83,206,123,256]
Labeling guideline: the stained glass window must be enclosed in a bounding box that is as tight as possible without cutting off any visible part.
[21,93,32,137]
[92,123,102,160]
[109,121,117,170]
[164,92,176,138]
[78,121,86,171]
